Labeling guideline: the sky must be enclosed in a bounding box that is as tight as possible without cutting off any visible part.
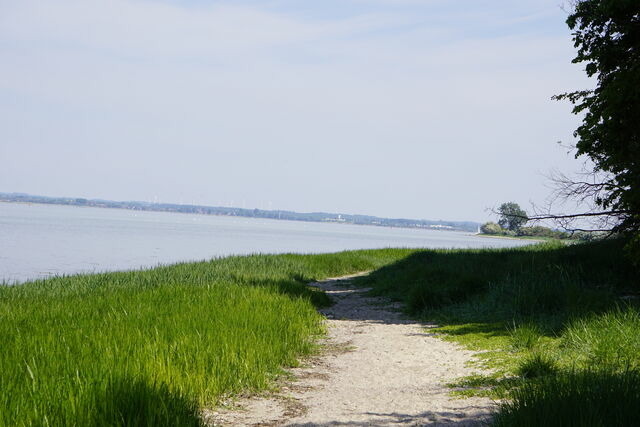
[0,0,592,222]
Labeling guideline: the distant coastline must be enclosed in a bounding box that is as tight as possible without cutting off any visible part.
[0,192,480,232]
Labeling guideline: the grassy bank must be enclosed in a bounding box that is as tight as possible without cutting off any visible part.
[0,248,414,426]
[355,239,640,426]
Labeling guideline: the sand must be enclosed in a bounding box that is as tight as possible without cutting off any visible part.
[205,274,495,426]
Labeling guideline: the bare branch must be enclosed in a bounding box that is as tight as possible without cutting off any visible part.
[522,210,631,220]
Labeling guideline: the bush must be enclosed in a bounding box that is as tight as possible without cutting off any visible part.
[517,226,568,239]
[480,222,504,235]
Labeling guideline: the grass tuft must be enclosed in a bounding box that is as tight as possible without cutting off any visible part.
[509,323,543,351]
[516,352,558,379]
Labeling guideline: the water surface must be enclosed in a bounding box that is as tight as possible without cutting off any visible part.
[0,202,532,284]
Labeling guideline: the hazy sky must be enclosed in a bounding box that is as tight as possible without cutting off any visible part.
[0,0,591,222]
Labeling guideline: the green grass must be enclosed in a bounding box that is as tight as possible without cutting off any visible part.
[561,308,640,370]
[355,239,640,425]
[509,322,543,351]
[516,352,558,379]
[493,369,640,427]
[0,248,414,426]
[5,240,638,425]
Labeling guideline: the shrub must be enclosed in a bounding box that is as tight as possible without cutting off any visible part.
[480,222,504,235]
[517,226,568,239]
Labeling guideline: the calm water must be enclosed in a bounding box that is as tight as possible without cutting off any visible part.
[0,202,532,284]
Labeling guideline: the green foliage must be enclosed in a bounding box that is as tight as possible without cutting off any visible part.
[0,248,414,426]
[480,222,574,240]
[556,0,640,236]
[497,202,528,232]
[517,226,569,239]
[480,222,504,235]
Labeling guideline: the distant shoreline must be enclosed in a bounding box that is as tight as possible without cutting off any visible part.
[0,192,480,232]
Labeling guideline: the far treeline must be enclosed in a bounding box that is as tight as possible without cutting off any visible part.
[0,192,480,232]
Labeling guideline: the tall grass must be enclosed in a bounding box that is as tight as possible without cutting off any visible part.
[0,248,414,426]
[358,240,636,321]
[562,308,640,370]
[494,369,640,427]
[355,239,640,425]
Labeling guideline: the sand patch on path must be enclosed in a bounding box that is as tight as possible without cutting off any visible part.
[206,275,494,426]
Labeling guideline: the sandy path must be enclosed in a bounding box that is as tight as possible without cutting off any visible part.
[206,275,495,426]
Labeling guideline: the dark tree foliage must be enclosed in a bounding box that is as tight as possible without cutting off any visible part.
[555,0,640,234]
[498,202,528,232]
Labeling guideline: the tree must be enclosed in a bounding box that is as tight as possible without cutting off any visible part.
[497,202,528,232]
[549,0,640,237]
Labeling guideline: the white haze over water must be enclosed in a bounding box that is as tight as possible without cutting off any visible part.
[0,0,590,222]
[0,203,533,284]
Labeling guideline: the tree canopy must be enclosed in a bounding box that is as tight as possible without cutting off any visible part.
[555,0,640,236]
[498,202,528,232]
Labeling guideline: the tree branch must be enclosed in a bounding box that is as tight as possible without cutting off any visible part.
[517,210,632,220]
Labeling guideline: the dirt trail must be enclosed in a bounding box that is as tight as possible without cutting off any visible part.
[206,275,495,426]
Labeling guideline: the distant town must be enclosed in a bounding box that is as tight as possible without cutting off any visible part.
[0,192,480,232]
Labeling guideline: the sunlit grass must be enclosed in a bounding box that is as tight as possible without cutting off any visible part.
[0,248,415,426]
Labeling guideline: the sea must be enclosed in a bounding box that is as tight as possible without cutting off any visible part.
[0,202,533,284]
